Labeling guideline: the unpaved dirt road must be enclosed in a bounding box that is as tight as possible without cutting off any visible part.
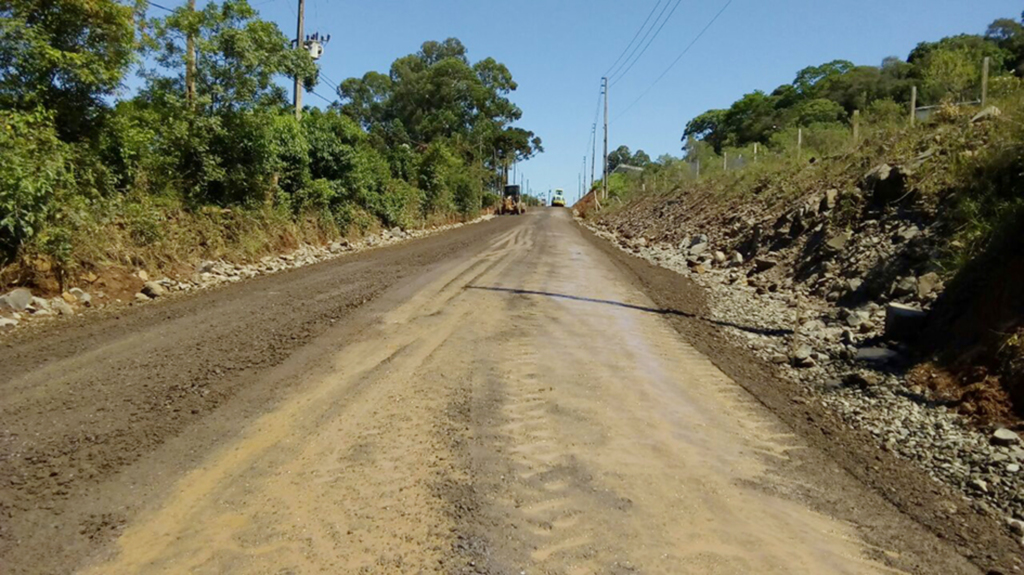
[0,210,995,573]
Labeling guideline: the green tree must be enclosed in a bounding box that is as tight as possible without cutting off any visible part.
[683,109,727,153]
[607,145,632,172]
[0,0,138,140]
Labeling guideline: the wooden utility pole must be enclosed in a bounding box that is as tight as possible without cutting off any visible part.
[293,0,305,119]
[909,86,917,127]
[590,124,596,190]
[723,152,728,171]
[602,77,609,202]
[185,0,196,108]
[981,56,991,107]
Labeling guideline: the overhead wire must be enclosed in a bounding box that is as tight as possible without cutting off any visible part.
[606,0,677,82]
[602,0,664,77]
[613,0,735,123]
[309,90,335,104]
[610,0,684,87]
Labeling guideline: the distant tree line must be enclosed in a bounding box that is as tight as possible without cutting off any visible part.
[682,12,1024,154]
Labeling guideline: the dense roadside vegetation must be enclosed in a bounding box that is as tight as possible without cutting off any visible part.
[0,0,540,289]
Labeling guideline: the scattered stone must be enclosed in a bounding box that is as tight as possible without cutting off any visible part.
[730,251,744,266]
[713,251,727,265]
[61,291,77,304]
[83,272,99,283]
[993,428,1021,447]
[134,293,151,303]
[1009,518,1024,536]
[969,478,989,493]
[791,344,816,368]
[770,353,788,364]
[753,258,777,272]
[885,303,927,340]
[69,288,91,306]
[137,270,149,281]
[0,317,17,331]
[52,299,74,316]
[843,371,881,389]
[1008,463,1021,474]
[916,272,941,299]
[890,276,918,297]
[0,288,33,311]
[855,347,900,365]
[825,232,851,252]
[141,282,167,299]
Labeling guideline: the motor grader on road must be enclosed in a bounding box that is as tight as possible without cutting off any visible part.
[496,184,526,215]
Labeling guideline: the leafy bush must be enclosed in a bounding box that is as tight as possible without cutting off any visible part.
[0,109,70,258]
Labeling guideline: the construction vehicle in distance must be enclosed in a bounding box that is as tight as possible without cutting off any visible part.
[551,189,566,207]
[496,184,526,215]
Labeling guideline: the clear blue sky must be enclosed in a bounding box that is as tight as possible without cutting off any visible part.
[149,0,1021,204]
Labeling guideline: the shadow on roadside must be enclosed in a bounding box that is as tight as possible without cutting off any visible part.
[466,285,793,338]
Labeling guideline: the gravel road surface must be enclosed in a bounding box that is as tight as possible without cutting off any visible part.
[0,210,992,573]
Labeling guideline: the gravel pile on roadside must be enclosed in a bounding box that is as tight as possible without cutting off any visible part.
[581,217,1024,544]
[0,217,492,333]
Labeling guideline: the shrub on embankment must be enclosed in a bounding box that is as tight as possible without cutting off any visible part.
[0,1,542,292]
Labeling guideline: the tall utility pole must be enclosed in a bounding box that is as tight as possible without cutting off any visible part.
[293,0,305,119]
[185,0,196,108]
[590,124,596,191]
[602,77,609,202]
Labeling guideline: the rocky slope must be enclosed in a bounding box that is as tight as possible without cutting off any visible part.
[0,218,491,335]
[578,155,1024,544]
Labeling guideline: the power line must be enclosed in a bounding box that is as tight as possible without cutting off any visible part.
[319,71,340,95]
[147,0,174,12]
[613,0,735,123]
[603,0,664,77]
[610,0,684,87]
[307,89,331,103]
[607,0,676,82]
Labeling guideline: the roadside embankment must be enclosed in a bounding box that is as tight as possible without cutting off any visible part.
[576,102,1024,546]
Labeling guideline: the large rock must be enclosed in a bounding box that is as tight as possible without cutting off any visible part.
[688,242,708,256]
[993,428,1021,447]
[884,303,927,340]
[141,281,167,299]
[69,288,92,306]
[863,163,911,205]
[0,288,33,311]
[820,189,839,212]
[0,317,17,331]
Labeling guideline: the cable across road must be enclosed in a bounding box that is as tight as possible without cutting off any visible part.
[610,0,685,87]
[613,0,735,123]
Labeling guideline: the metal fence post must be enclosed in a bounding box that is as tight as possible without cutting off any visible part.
[910,86,917,127]
[982,56,990,107]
